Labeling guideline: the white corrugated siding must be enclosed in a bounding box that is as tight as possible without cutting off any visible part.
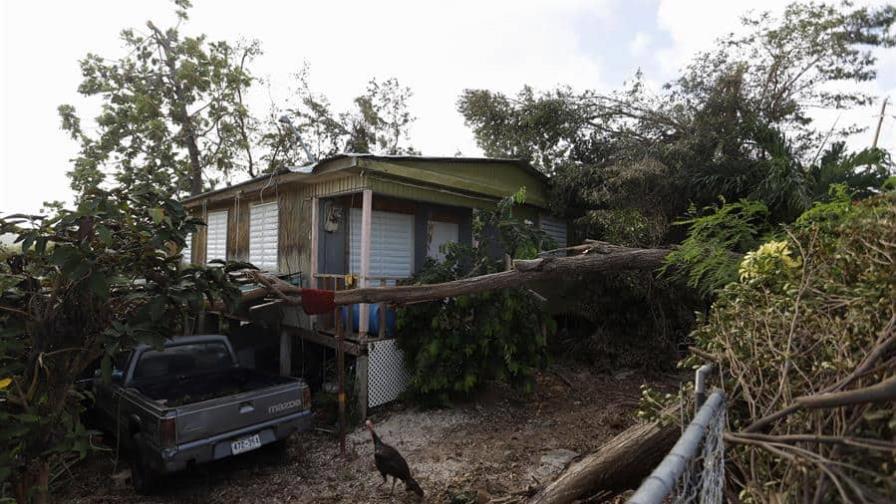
[249,202,279,271]
[540,214,568,249]
[182,233,192,264]
[206,211,228,263]
[427,221,459,262]
[349,208,414,282]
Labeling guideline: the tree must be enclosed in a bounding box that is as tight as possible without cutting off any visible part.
[59,0,261,198]
[459,1,896,241]
[0,189,241,503]
[264,68,418,170]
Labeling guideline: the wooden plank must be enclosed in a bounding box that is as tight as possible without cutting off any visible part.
[282,326,361,355]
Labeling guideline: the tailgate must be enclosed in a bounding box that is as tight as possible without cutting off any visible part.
[174,382,306,444]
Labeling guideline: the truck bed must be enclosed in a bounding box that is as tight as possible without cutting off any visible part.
[134,368,294,407]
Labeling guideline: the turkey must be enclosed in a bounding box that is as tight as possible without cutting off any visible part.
[365,419,424,499]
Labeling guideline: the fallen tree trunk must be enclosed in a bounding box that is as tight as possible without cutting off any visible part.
[528,413,680,504]
[337,246,670,305]
[218,243,673,312]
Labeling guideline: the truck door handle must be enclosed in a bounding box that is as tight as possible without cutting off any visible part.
[239,402,254,414]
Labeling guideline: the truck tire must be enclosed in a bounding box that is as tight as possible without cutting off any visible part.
[129,434,156,495]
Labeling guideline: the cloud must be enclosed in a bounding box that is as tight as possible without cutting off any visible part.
[629,31,652,57]
[2,0,614,213]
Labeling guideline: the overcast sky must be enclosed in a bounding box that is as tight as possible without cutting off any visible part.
[2,0,895,215]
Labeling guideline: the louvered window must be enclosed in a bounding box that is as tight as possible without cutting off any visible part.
[249,202,279,271]
[349,208,414,284]
[206,211,228,263]
[539,214,568,250]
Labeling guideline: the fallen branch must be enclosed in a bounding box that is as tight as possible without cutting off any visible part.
[527,408,680,504]
[335,247,671,306]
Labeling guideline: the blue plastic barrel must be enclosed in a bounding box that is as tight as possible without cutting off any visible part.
[339,304,396,336]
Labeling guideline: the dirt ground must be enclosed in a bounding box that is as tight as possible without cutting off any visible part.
[56,366,681,504]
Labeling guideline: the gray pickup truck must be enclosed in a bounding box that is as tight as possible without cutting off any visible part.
[91,335,312,494]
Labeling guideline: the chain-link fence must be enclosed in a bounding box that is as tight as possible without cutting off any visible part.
[627,390,727,504]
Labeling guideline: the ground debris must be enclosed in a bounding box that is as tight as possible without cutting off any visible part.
[57,366,678,503]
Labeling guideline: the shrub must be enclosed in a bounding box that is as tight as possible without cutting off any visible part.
[679,194,896,502]
[395,193,554,402]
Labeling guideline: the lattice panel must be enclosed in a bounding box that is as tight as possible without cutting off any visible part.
[368,339,411,408]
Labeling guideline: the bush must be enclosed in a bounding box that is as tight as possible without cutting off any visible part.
[680,194,896,502]
[395,194,554,403]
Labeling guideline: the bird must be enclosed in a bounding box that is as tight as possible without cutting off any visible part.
[365,419,424,499]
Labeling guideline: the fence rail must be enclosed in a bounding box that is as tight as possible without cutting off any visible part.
[627,390,727,504]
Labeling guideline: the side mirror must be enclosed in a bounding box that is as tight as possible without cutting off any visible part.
[111,369,124,384]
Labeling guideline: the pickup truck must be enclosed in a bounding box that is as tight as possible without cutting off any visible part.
[91,335,312,494]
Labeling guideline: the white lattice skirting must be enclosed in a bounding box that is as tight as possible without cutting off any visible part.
[367,339,411,407]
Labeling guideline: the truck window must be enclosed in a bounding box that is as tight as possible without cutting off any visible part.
[133,342,234,380]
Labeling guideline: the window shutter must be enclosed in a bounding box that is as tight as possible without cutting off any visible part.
[539,214,568,249]
[249,202,279,271]
[206,211,228,263]
[350,208,414,283]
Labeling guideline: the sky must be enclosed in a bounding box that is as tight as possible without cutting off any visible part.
[2,0,895,215]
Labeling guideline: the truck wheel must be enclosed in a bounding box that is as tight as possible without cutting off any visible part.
[129,434,156,495]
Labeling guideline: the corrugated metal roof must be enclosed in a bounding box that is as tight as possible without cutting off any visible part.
[183,153,546,204]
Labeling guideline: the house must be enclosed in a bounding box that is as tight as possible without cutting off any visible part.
[182,154,567,416]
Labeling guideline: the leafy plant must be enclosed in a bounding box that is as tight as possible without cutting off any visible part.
[395,193,554,403]
[0,188,241,503]
[662,199,771,297]
[676,194,896,502]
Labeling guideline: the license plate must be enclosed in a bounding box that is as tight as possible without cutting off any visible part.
[230,434,262,455]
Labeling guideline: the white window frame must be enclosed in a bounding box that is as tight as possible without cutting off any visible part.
[249,201,279,271]
[206,210,228,263]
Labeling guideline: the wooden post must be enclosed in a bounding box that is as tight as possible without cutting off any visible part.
[335,293,346,457]
[310,197,320,328]
[279,329,292,377]
[357,189,372,420]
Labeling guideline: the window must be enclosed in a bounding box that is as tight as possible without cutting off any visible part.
[427,220,459,262]
[249,202,279,271]
[539,214,568,250]
[349,208,414,283]
[206,211,228,263]
[182,233,193,264]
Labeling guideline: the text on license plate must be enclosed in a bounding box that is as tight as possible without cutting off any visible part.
[231,434,262,455]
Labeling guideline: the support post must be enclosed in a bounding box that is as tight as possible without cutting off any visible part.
[279,329,292,377]
[310,197,320,327]
[357,189,372,420]
[335,303,346,457]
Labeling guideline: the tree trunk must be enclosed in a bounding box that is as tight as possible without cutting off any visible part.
[216,244,673,312]
[337,247,670,305]
[13,459,50,504]
[528,417,679,504]
[146,21,204,196]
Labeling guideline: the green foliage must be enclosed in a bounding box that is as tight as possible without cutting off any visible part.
[663,200,771,297]
[459,2,896,242]
[395,195,554,403]
[267,69,418,170]
[681,194,896,501]
[0,188,241,500]
[60,4,262,197]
